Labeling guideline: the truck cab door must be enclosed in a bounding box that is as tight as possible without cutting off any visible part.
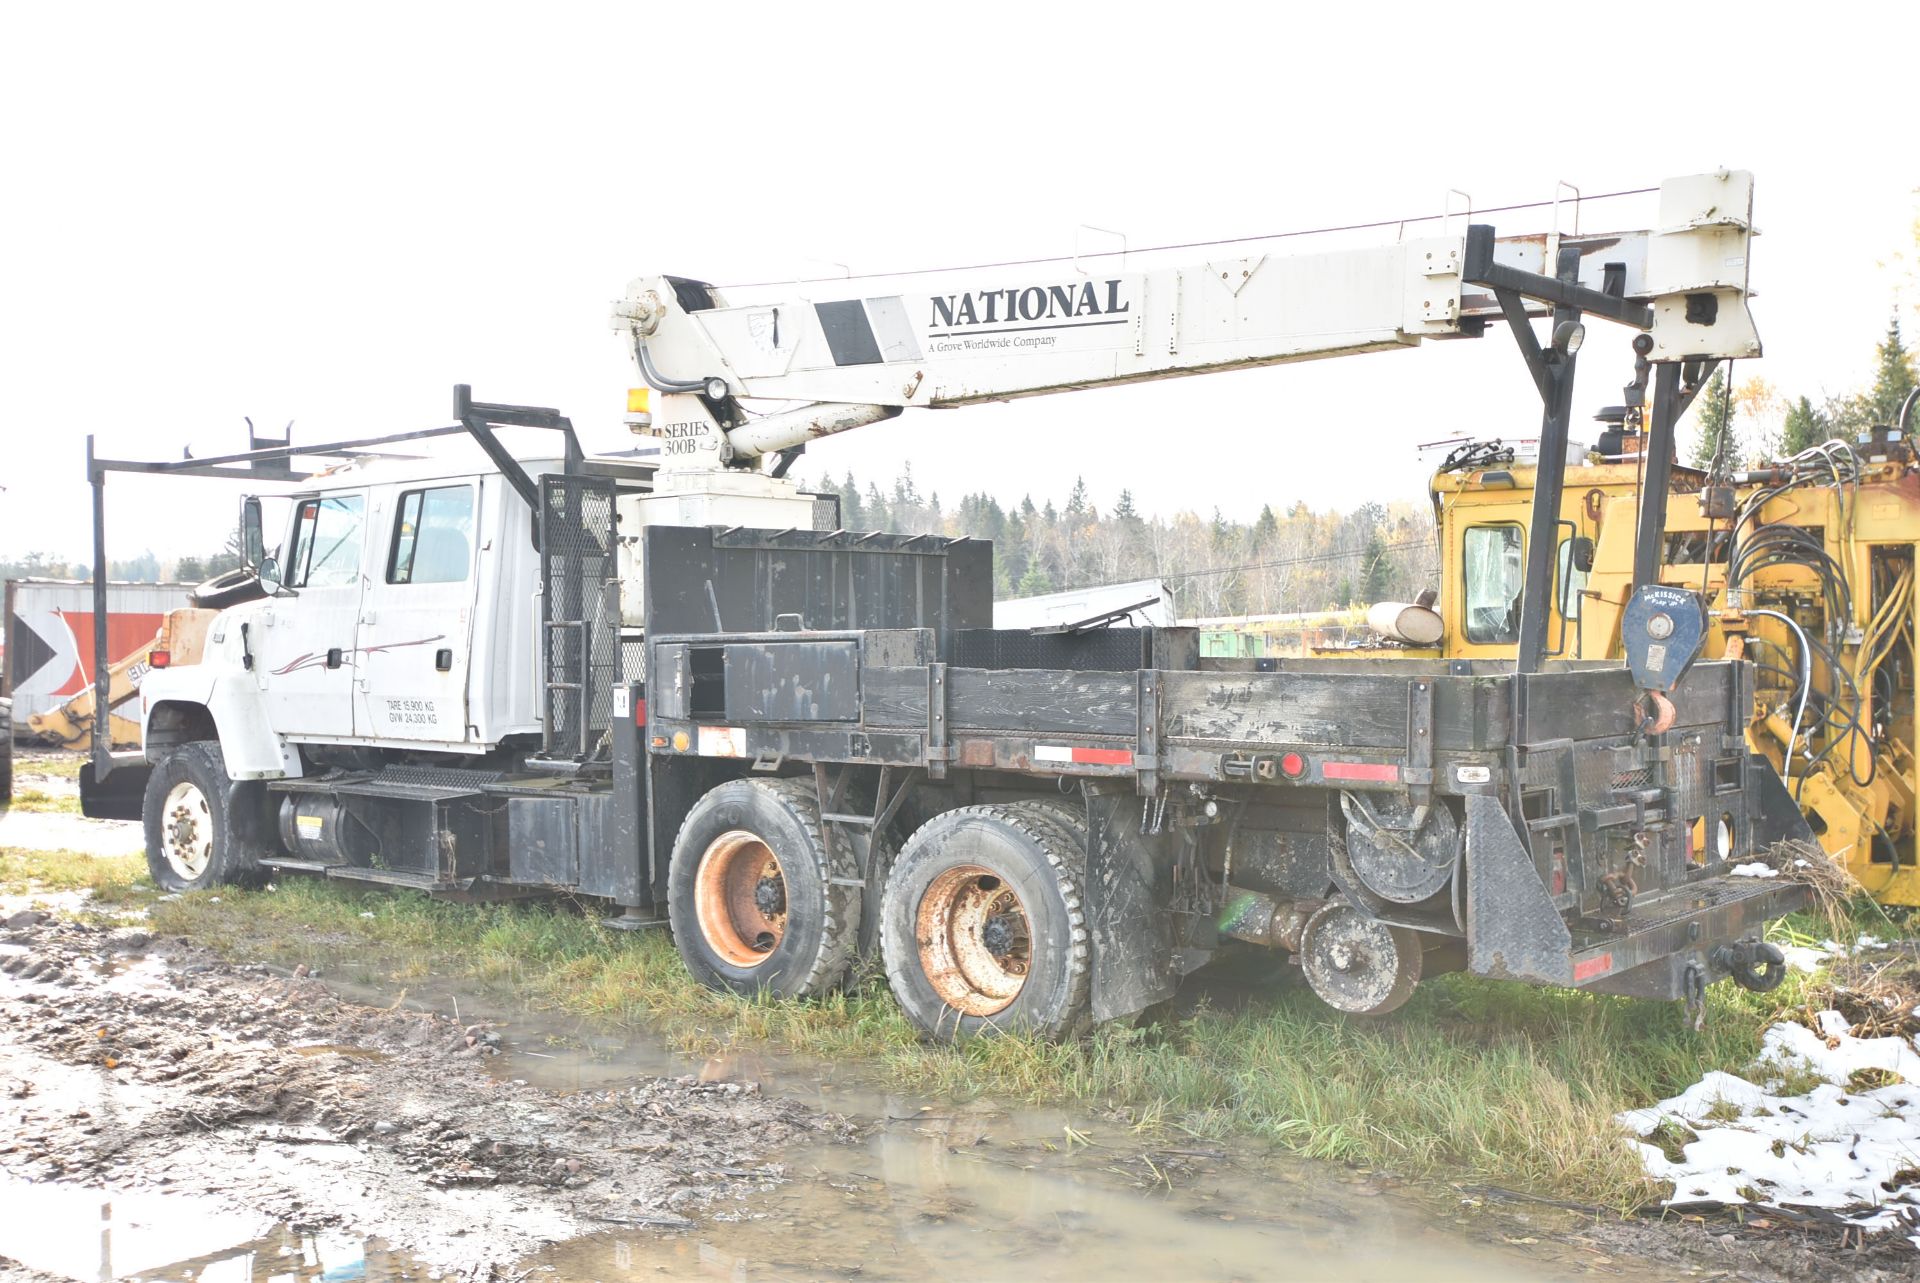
[353,479,480,745]
[257,490,368,738]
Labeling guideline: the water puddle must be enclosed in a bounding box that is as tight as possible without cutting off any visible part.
[309,967,1644,1282]
[100,955,173,998]
[0,1178,332,1281]
[531,1118,1621,1283]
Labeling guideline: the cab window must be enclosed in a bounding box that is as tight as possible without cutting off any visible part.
[387,485,475,585]
[1463,523,1524,644]
[1557,537,1588,621]
[287,495,365,588]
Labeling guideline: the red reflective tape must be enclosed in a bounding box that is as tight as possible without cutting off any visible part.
[1072,747,1133,766]
[1321,760,1400,782]
[634,697,648,725]
[1573,953,1613,982]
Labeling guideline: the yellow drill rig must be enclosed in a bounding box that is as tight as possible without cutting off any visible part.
[1364,397,1920,905]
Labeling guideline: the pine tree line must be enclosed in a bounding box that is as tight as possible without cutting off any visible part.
[1691,314,1919,466]
[807,462,1439,616]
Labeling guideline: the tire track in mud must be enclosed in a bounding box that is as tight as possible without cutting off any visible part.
[0,911,857,1273]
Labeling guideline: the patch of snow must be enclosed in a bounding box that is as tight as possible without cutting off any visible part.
[1617,1010,1920,1249]
[1778,944,1829,973]
[1812,934,1891,958]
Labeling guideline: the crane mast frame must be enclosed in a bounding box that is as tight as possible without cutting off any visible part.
[615,172,1760,675]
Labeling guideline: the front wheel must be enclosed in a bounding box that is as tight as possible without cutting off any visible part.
[142,741,264,892]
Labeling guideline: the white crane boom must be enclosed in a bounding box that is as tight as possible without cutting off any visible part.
[612,170,1759,466]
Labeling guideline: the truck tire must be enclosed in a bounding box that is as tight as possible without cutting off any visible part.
[0,698,12,806]
[142,741,265,892]
[667,777,860,999]
[880,802,1090,1041]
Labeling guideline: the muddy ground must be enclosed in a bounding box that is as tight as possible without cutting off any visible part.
[0,910,853,1274]
[1,744,1915,1281]
[2,903,1913,1283]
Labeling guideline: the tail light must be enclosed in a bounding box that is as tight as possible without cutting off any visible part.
[150,649,171,668]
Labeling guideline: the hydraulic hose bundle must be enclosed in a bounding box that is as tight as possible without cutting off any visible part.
[1720,440,1907,798]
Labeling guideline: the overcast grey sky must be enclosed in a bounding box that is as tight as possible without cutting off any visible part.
[4,3,1916,564]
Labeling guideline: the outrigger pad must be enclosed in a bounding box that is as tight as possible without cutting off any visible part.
[1465,793,1573,985]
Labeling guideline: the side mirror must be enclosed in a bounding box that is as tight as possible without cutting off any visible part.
[242,496,265,568]
[257,555,283,595]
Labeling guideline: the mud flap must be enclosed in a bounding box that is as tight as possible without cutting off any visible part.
[1085,792,1178,1022]
[79,758,149,821]
[1465,793,1573,984]
[1746,753,1816,847]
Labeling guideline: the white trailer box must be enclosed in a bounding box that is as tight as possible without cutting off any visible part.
[3,579,191,731]
[994,578,1175,630]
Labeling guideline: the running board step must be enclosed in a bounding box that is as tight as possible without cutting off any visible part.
[323,866,466,892]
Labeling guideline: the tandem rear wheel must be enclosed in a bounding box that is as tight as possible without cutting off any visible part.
[879,801,1091,1041]
[661,783,1424,1036]
[666,777,861,999]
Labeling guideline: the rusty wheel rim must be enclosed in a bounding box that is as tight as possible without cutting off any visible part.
[916,864,1031,1016]
[694,830,787,968]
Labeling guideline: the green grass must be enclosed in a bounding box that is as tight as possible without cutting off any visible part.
[114,870,1877,1212]
[0,846,147,903]
[19,753,87,781]
[4,787,81,814]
